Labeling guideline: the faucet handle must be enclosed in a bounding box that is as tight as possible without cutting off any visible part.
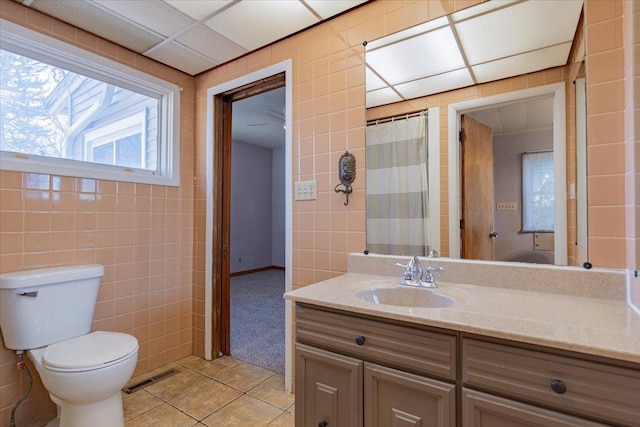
[395,256,423,282]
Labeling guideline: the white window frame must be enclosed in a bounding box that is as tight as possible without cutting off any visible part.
[0,19,181,186]
[84,111,147,168]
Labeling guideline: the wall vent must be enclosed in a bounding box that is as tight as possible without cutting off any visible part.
[122,368,178,394]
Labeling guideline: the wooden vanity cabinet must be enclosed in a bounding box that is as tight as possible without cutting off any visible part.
[295,303,457,427]
[461,338,640,427]
[294,303,640,427]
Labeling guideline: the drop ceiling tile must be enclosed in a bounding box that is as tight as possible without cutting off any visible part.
[176,25,247,64]
[163,0,234,21]
[472,43,572,83]
[365,17,448,50]
[305,0,367,19]
[204,1,318,51]
[455,0,583,65]
[467,109,503,134]
[146,41,218,75]
[451,0,518,22]
[394,69,473,100]
[526,97,554,129]
[94,0,195,37]
[366,26,465,85]
[366,88,403,108]
[498,103,528,133]
[29,0,163,53]
[366,67,388,91]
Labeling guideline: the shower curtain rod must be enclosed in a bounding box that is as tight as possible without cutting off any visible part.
[366,110,427,126]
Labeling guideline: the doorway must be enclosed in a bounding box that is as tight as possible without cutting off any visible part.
[448,83,567,265]
[205,61,293,390]
[229,87,286,374]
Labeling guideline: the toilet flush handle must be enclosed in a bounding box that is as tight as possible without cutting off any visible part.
[16,291,38,297]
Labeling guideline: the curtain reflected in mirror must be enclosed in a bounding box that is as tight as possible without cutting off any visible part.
[366,113,431,256]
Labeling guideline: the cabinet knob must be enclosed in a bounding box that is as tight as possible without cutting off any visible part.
[318,422,328,427]
[355,335,366,346]
[550,379,567,394]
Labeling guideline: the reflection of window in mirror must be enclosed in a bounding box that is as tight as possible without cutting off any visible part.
[575,62,587,258]
[522,151,555,233]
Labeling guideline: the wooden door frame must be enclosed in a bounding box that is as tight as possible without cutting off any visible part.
[205,61,293,390]
[447,83,567,265]
[213,73,285,356]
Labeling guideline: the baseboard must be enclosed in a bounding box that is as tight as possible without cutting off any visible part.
[230,265,285,277]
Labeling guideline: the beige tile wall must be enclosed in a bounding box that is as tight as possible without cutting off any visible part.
[585,0,628,269]
[0,1,195,425]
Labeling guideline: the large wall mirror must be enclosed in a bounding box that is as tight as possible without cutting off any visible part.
[364,0,587,266]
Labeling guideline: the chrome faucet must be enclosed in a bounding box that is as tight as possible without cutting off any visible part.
[396,256,444,288]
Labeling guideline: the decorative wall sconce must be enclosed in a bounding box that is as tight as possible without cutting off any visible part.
[334,151,356,206]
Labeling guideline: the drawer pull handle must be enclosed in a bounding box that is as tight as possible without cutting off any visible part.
[319,422,328,427]
[550,379,567,394]
[355,335,366,346]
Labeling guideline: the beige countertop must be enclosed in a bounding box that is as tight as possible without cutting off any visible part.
[285,272,640,364]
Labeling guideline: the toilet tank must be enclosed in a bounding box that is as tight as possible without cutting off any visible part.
[0,265,104,351]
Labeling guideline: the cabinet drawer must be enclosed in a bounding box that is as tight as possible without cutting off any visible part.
[296,304,456,381]
[462,388,608,427]
[462,338,640,426]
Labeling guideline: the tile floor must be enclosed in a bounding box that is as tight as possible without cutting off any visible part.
[124,356,294,426]
[31,356,295,426]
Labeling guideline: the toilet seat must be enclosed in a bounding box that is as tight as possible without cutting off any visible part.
[42,331,138,373]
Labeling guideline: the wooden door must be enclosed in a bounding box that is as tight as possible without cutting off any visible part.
[365,362,455,427]
[296,343,363,427]
[462,389,607,427]
[461,115,495,260]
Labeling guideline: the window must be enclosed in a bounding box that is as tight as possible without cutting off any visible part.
[0,19,180,186]
[522,151,554,232]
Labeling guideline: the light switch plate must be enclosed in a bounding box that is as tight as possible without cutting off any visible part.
[295,180,317,200]
[496,202,517,211]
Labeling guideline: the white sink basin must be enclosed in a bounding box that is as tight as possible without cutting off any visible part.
[356,287,455,308]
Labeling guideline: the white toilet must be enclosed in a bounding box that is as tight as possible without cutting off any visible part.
[0,265,138,427]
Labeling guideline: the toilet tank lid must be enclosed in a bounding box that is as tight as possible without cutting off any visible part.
[0,264,104,289]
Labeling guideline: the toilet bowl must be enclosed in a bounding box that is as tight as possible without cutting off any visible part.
[28,331,138,427]
[0,265,139,427]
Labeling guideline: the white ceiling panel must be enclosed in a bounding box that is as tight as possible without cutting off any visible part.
[498,102,528,133]
[164,0,234,21]
[366,88,403,109]
[456,0,583,65]
[146,41,218,75]
[306,0,367,20]
[365,17,448,50]
[30,0,164,53]
[366,26,465,85]
[94,0,195,37]
[395,69,473,100]
[450,0,518,22]
[176,25,247,64]
[365,67,388,91]
[205,1,318,51]
[23,0,365,76]
[472,43,572,83]
[527,97,554,130]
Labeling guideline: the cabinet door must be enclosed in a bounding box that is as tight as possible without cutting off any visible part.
[296,343,363,427]
[462,389,609,427]
[365,362,456,427]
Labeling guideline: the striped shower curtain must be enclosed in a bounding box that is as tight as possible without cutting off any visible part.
[366,113,430,256]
